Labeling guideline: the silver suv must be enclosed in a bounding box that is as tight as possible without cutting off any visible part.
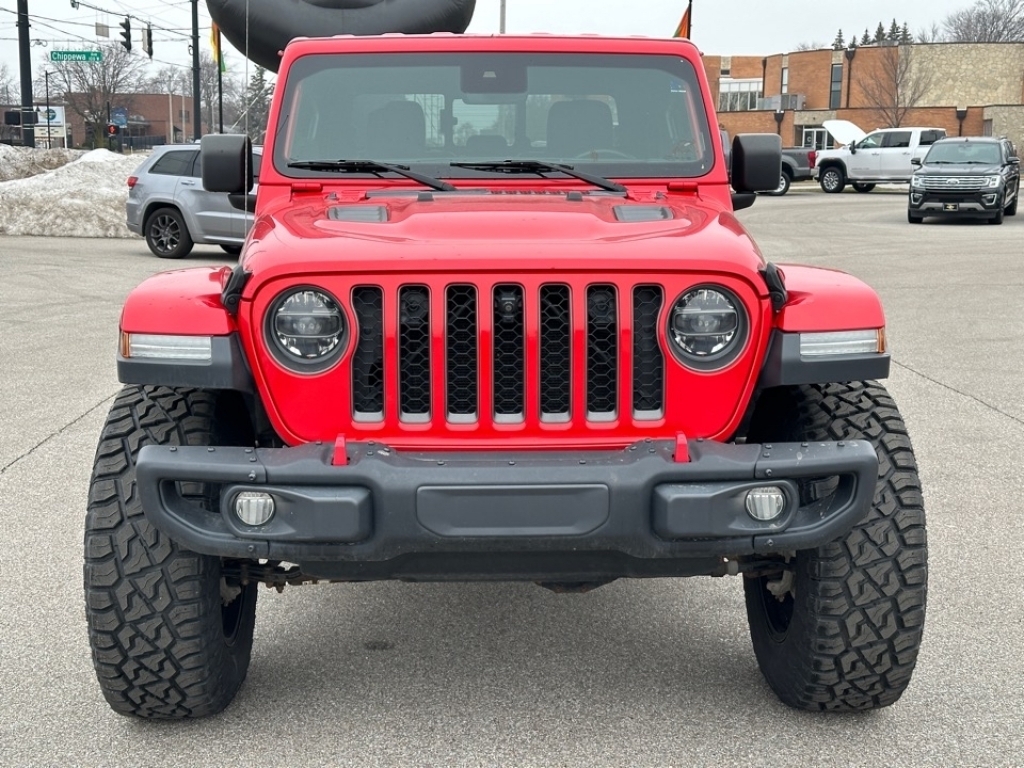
[126,144,262,258]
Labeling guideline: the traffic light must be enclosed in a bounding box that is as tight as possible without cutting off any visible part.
[107,123,122,153]
[106,123,119,137]
[119,17,132,52]
[142,24,153,59]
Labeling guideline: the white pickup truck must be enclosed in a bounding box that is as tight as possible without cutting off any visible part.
[814,120,946,193]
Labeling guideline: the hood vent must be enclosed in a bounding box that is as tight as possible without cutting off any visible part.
[613,205,673,222]
[328,206,388,223]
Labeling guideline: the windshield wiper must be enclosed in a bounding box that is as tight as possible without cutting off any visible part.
[450,160,627,194]
[287,160,456,192]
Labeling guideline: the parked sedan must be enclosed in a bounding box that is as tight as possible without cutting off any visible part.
[908,136,1019,224]
[126,144,262,258]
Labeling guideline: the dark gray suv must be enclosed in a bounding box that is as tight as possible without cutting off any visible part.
[908,136,1019,224]
[126,144,262,258]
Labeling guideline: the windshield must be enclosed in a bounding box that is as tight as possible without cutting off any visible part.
[274,53,715,180]
[925,142,1002,165]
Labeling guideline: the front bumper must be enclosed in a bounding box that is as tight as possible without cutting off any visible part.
[909,188,1003,217]
[136,439,877,581]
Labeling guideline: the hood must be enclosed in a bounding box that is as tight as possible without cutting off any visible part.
[916,163,1002,176]
[241,191,767,283]
[823,119,866,146]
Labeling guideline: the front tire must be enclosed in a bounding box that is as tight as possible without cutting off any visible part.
[819,167,846,194]
[145,207,194,259]
[852,182,876,193]
[84,386,257,718]
[908,210,923,224]
[765,171,791,196]
[990,205,1004,225]
[742,382,927,711]
[1004,183,1018,215]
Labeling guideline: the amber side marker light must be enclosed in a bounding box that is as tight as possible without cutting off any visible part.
[799,329,885,356]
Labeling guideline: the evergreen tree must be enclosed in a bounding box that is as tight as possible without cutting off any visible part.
[900,22,913,43]
[833,29,846,49]
[849,37,858,49]
[861,28,872,45]
[874,22,887,42]
[888,19,901,40]
[242,66,274,144]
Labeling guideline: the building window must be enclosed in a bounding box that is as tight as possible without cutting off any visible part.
[718,78,763,112]
[781,67,789,95]
[829,64,843,110]
[983,119,994,136]
[720,56,731,77]
[802,127,833,150]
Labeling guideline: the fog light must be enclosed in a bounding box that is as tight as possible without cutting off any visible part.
[745,486,786,521]
[235,491,275,526]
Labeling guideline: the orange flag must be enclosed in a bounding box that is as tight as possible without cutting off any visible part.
[674,1,692,38]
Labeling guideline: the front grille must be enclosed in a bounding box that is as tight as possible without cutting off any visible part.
[351,282,667,426]
[919,176,989,192]
[398,286,431,420]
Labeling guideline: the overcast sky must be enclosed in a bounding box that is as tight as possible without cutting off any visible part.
[1,0,980,91]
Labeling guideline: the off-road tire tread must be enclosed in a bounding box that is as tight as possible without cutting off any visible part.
[84,385,255,718]
[744,382,927,711]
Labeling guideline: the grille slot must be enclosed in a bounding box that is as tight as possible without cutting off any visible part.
[586,285,618,419]
[446,285,478,421]
[351,286,384,420]
[920,176,989,192]
[399,285,431,421]
[632,286,664,418]
[539,285,571,420]
[493,285,525,421]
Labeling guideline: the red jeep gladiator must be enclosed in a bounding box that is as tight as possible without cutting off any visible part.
[85,34,926,718]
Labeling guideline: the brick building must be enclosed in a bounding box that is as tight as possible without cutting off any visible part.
[706,42,1024,149]
[59,92,202,149]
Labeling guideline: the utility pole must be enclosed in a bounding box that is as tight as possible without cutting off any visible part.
[16,0,35,147]
[500,0,506,33]
[191,0,202,141]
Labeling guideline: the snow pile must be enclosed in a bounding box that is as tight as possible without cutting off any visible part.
[0,144,87,182]
[0,149,147,238]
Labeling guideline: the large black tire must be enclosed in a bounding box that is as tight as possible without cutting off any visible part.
[220,244,243,255]
[907,210,924,224]
[819,167,846,194]
[742,382,927,711]
[85,386,257,718]
[145,207,194,259]
[852,182,876,193]
[989,205,1004,225]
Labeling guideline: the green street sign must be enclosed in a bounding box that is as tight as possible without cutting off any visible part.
[50,50,103,63]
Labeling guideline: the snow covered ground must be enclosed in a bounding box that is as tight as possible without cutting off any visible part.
[0,146,145,238]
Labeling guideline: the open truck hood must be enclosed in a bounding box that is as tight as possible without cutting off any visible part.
[823,119,867,146]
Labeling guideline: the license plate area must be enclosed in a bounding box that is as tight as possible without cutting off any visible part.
[417,485,609,536]
[943,203,959,211]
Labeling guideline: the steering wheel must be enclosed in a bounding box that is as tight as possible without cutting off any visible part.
[574,149,635,160]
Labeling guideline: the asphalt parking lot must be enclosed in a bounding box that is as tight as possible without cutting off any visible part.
[1,189,1022,767]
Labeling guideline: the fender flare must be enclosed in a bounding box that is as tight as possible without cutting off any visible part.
[207,0,477,72]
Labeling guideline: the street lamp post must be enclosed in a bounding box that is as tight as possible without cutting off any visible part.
[773,108,784,137]
[44,71,51,149]
[500,0,506,33]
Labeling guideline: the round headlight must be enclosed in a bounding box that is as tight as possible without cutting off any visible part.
[266,288,346,371]
[668,287,746,369]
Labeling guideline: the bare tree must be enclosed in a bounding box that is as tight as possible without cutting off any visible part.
[916,22,946,42]
[43,43,150,146]
[859,44,934,127]
[794,41,826,51]
[0,63,16,105]
[943,0,1024,41]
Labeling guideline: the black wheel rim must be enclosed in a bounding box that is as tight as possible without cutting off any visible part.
[150,215,180,254]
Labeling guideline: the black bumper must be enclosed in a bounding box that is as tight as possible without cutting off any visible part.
[909,188,1003,217]
[136,439,878,580]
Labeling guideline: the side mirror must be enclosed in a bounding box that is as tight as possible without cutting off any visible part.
[201,133,253,194]
[910,157,922,167]
[731,133,782,194]
[1010,156,1021,165]
[849,140,857,154]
